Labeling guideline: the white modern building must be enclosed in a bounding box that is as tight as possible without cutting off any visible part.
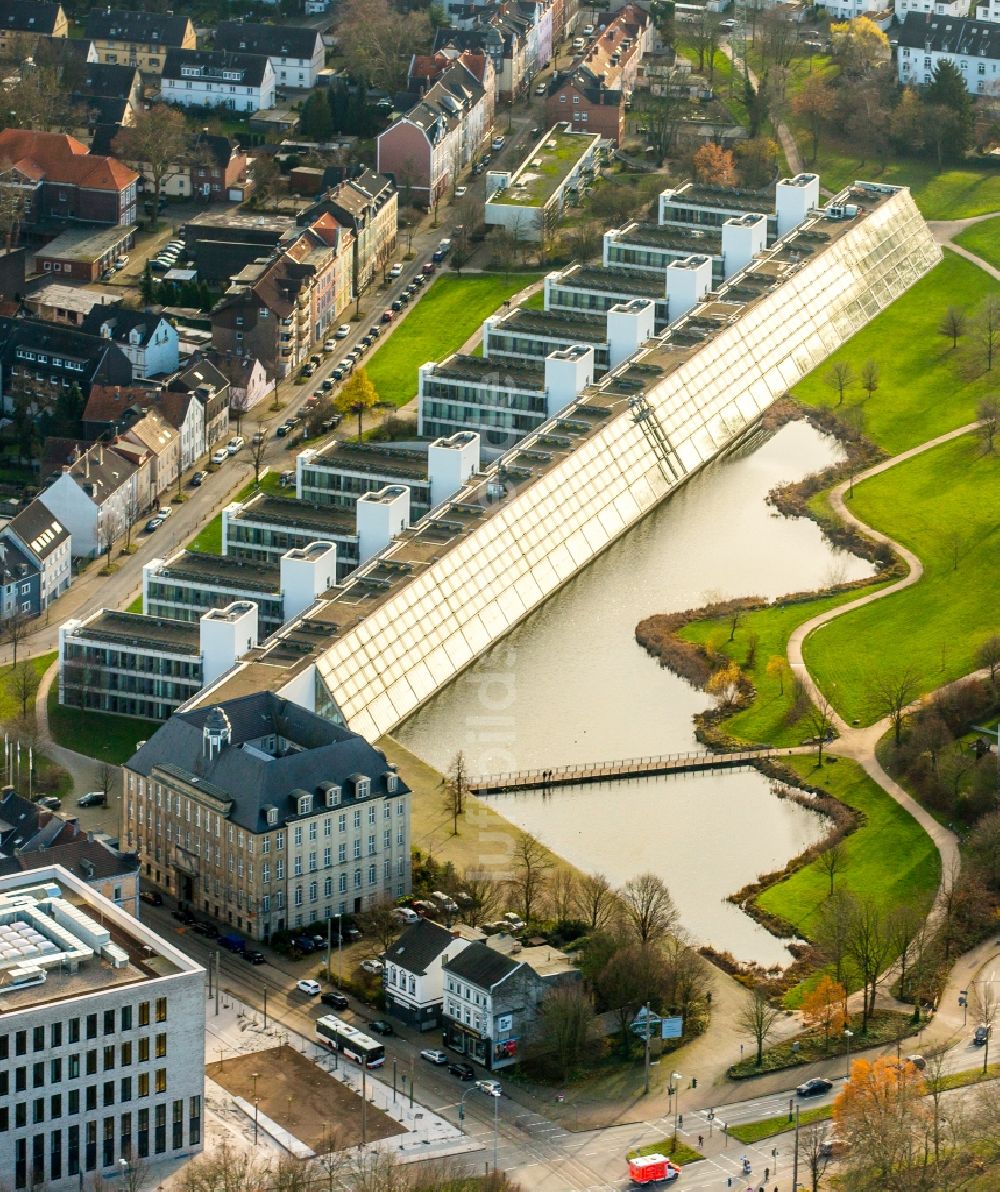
[223,494,358,577]
[0,865,205,1191]
[160,49,276,113]
[213,22,325,90]
[483,300,655,376]
[897,13,1000,93]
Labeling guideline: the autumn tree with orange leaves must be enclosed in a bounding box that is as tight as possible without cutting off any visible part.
[801,975,847,1051]
[833,1056,926,1187]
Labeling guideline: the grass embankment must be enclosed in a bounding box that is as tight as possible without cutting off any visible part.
[364,273,542,407]
[803,433,1000,726]
[626,1138,704,1165]
[728,1103,831,1144]
[675,44,748,127]
[187,472,279,555]
[46,683,160,766]
[790,252,997,454]
[756,757,940,968]
[954,216,1000,270]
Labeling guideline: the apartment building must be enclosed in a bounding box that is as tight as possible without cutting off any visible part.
[484,124,601,242]
[214,22,325,91]
[417,347,594,447]
[59,602,259,721]
[165,360,231,450]
[84,10,197,75]
[544,263,671,329]
[897,13,1000,93]
[122,693,412,937]
[160,49,275,114]
[0,864,205,1191]
[0,499,71,620]
[304,171,396,295]
[0,1,67,58]
[383,919,481,1031]
[79,306,179,380]
[223,494,359,578]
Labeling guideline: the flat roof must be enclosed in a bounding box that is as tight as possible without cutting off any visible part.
[29,285,118,314]
[0,866,199,1016]
[185,210,295,233]
[36,225,137,262]
[556,265,665,298]
[489,125,599,208]
[71,610,201,655]
[490,306,608,343]
[309,442,430,482]
[153,551,281,591]
[432,354,546,388]
[664,182,774,213]
[235,494,357,536]
[616,222,723,253]
[192,182,904,705]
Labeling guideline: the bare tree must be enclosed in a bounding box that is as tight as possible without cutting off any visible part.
[250,422,269,487]
[869,667,921,747]
[818,840,847,897]
[972,294,1000,372]
[536,985,597,1082]
[508,831,553,924]
[815,887,857,985]
[737,985,782,1067]
[442,750,467,836]
[122,484,142,552]
[825,360,855,406]
[231,390,251,436]
[799,1121,832,1192]
[120,1153,150,1192]
[4,609,28,667]
[972,979,1000,1075]
[547,867,578,925]
[6,660,39,720]
[846,897,892,1032]
[939,305,968,350]
[574,871,616,930]
[859,359,880,403]
[619,872,679,945]
[113,106,189,230]
[887,904,927,1006]
[97,762,116,807]
[806,693,836,764]
[461,867,505,927]
[978,396,1000,454]
[360,898,401,954]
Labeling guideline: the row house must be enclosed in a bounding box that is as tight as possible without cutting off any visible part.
[408,48,496,134]
[0,0,67,59]
[122,694,412,937]
[118,409,180,500]
[304,171,397,296]
[39,441,143,558]
[206,351,274,421]
[383,919,482,1030]
[74,62,143,133]
[84,9,196,75]
[897,13,1000,94]
[80,305,180,380]
[0,128,138,228]
[160,50,275,115]
[899,0,968,18]
[214,21,325,91]
[286,217,353,344]
[83,385,207,474]
[0,498,71,619]
[377,61,489,207]
[166,360,231,450]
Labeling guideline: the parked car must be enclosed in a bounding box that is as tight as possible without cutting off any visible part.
[491,135,506,151]
[360,958,384,975]
[276,423,291,438]
[77,791,106,807]
[321,990,349,1010]
[381,309,394,323]
[210,448,228,465]
[449,1061,475,1080]
[796,1078,833,1097]
[190,470,207,486]
[323,339,337,352]
[391,299,403,313]
[535,82,547,94]
[503,912,525,932]
[297,979,322,996]
[242,950,267,966]
[388,263,403,278]
[422,261,436,275]
[321,378,334,392]
[975,1025,991,1046]
[139,890,163,906]
[201,924,220,939]
[412,274,425,287]
[310,354,322,366]
[144,516,164,532]
[302,363,316,377]
[149,259,170,273]
[420,1049,448,1065]
[368,1020,394,1035]
[336,324,351,338]
[172,908,197,925]
[251,431,266,445]
[393,907,419,924]
[572,36,586,50]
[332,365,346,380]
[291,935,317,954]
[228,436,245,455]
[583,22,595,34]
[906,1054,926,1070]
[454,186,467,198]
[158,506,172,519]
[477,1079,502,1097]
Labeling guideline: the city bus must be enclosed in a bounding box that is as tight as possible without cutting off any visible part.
[316,1014,386,1068]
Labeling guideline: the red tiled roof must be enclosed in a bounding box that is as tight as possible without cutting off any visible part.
[0,129,137,193]
[83,384,157,425]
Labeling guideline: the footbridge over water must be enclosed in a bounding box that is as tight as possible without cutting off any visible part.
[191,184,941,740]
[468,749,777,794]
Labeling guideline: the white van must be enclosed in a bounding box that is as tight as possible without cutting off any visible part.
[393,907,420,924]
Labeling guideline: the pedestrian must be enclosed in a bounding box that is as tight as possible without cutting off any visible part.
[698,1134,704,1148]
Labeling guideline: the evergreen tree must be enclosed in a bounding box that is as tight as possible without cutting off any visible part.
[140,261,155,304]
[923,60,973,158]
[300,90,333,140]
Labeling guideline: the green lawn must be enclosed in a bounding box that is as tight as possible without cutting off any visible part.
[46,684,159,765]
[126,595,143,614]
[676,44,748,127]
[363,273,542,408]
[954,216,1000,271]
[0,652,57,724]
[728,1104,831,1144]
[791,252,997,454]
[626,1138,703,1164]
[804,432,1000,725]
[757,756,940,945]
[188,474,274,555]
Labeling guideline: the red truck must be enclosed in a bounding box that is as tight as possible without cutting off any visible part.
[627,1155,681,1185]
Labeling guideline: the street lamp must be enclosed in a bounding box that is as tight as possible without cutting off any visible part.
[671,1072,683,1146]
[251,1072,260,1145]
[459,1085,500,1172]
[844,1028,854,1080]
[334,912,342,983]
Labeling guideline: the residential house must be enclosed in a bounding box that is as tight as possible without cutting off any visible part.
[160,49,276,114]
[186,133,250,202]
[84,9,196,75]
[122,692,412,936]
[80,304,180,379]
[0,497,71,617]
[81,383,160,439]
[377,60,488,207]
[383,918,481,1030]
[287,216,353,343]
[120,408,180,499]
[408,48,496,132]
[0,316,133,420]
[207,351,275,421]
[303,171,396,296]
[0,0,67,58]
[0,128,139,228]
[900,0,968,20]
[160,390,205,471]
[166,359,230,449]
[72,62,143,133]
[39,440,144,558]
[545,3,653,144]
[896,13,1000,94]
[975,0,1000,19]
[214,22,325,91]
[442,939,579,1070]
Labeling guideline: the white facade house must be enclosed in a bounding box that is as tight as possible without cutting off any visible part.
[976,0,1000,20]
[214,22,325,91]
[160,49,275,113]
[823,0,886,17]
[161,391,205,474]
[0,865,205,1192]
[896,13,1000,93]
[900,0,970,18]
[81,309,180,380]
[39,444,140,559]
[383,919,479,1031]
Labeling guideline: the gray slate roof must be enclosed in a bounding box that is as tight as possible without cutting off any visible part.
[6,497,69,561]
[126,692,409,834]
[84,9,191,45]
[214,21,321,61]
[443,941,522,989]
[385,918,456,975]
[897,12,1000,58]
[161,48,271,88]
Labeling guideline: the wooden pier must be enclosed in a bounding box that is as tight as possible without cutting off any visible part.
[468,749,775,795]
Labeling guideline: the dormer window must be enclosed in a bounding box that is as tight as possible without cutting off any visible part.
[385,772,398,793]
[298,793,312,814]
[355,777,370,800]
[266,806,279,826]
[325,784,341,808]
